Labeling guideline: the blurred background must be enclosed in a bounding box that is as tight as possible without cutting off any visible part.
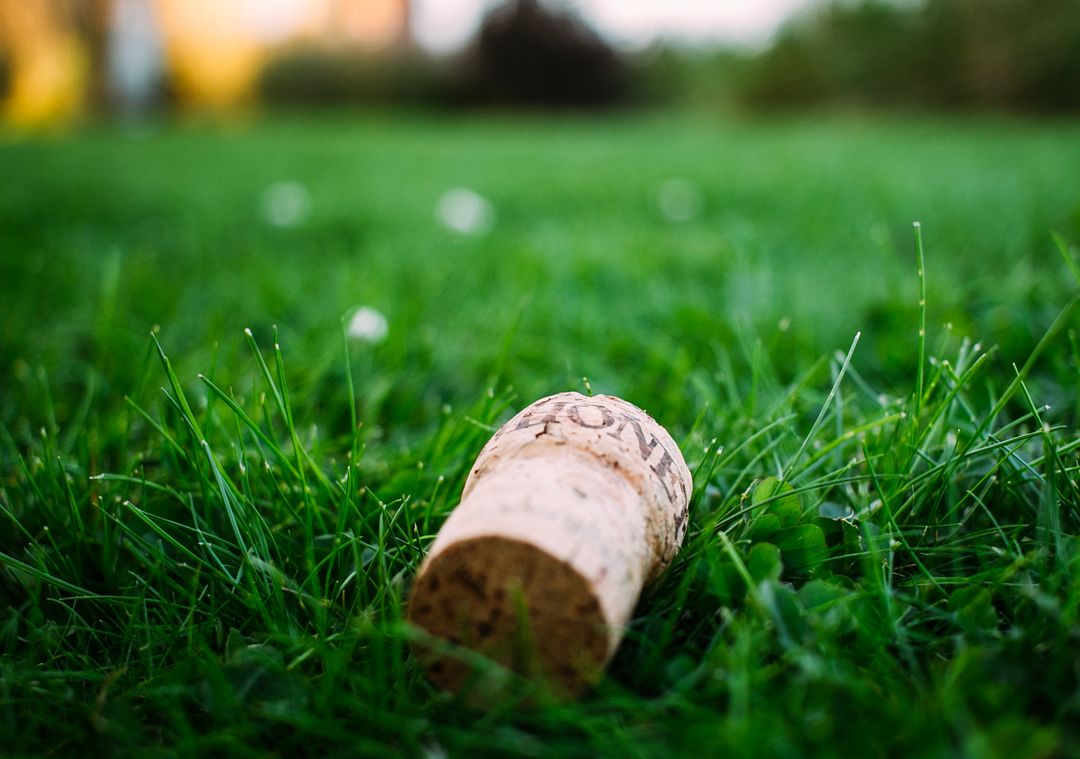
[3,0,1079,125]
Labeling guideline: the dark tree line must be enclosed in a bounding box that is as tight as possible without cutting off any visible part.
[740,0,1080,112]
[251,0,1080,113]
[261,0,630,109]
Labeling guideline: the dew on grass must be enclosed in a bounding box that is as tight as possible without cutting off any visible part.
[347,306,389,343]
[261,181,311,228]
[657,177,704,223]
[435,187,495,235]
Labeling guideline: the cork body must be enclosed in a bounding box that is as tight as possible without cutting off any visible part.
[407,392,692,696]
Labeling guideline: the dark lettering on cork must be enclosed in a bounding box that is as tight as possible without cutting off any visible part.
[607,416,661,462]
[649,449,677,500]
[511,401,569,434]
[568,404,615,429]
[501,398,686,505]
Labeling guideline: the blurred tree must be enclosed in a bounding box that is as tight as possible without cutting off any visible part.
[0,49,10,97]
[463,0,629,108]
[738,0,1080,112]
[260,46,440,106]
[943,0,1080,110]
[77,0,112,106]
[628,45,743,109]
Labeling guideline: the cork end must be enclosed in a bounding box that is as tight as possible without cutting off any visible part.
[407,535,611,698]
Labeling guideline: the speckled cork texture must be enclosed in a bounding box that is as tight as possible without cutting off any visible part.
[407,392,692,697]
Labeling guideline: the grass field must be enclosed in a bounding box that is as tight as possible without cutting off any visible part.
[2,111,1080,757]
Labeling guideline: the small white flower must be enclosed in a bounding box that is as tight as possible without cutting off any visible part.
[347,306,389,343]
[261,181,310,228]
[435,187,495,235]
[657,177,704,223]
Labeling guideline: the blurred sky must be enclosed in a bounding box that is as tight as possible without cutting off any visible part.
[413,0,812,53]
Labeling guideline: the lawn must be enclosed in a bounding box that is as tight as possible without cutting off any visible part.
[2,111,1079,757]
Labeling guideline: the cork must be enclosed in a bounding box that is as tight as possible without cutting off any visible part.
[407,392,692,697]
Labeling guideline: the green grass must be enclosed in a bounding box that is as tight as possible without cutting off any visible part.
[2,111,1080,757]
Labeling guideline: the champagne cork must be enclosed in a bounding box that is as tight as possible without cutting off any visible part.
[407,392,692,696]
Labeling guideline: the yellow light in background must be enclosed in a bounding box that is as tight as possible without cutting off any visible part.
[0,2,89,127]
[0,0,412,119]
[152,0,409,109]
[153,0,266,109]
[326,0,408,50]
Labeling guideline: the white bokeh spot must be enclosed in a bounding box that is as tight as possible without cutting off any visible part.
[261,181,311,228]
[347,306,389,343]
[657,177,704,223]
[435,187,495,236]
